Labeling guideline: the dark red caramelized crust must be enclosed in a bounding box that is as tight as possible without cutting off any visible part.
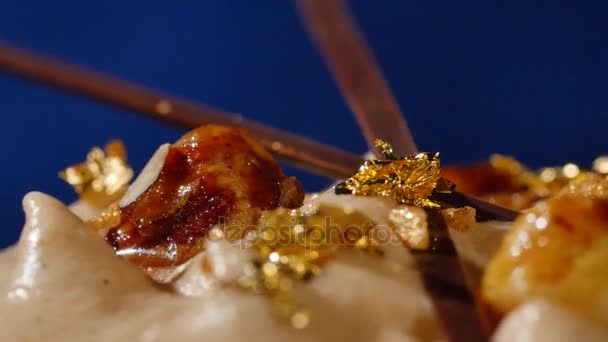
[106,125,303,269]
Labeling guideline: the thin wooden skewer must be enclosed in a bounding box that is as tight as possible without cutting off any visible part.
[0,42,361,179]
[297,1,493,340]
[295,2,518,209]
[296,0,417,157]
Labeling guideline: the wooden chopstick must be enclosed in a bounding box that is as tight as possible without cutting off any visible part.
[0,42,361,179]
[297,1,494,340]
[0,41,517,222]
[296,0,417,157]
[296,0,518,221]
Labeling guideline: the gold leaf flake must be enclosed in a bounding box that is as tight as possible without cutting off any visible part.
[336,140,443,207]
[374,138,396,159]
[236,203,382,327]
[59,140,133,207]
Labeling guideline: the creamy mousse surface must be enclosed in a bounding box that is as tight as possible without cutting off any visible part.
[3,192,606,342]
[0,191,443,342]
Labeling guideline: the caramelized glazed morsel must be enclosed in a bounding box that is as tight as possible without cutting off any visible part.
[441,163,520,198]
[279,176,305,208]
[106,125,303,270]
[442,163,537,210]
[482,189,608,329]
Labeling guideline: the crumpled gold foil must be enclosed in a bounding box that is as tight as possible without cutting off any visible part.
[59,140,133,207]
[335,139,446,208]
[237,203,381,328]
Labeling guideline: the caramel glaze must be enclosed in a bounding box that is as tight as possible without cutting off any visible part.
[106,125,302,269]
[442,163,538,212]
[441,163,519,197]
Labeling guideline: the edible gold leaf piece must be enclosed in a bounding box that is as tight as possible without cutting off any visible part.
[59,140,133,207]
[336,140,443,207]
[236,203,382,327]
[374,138,396,159]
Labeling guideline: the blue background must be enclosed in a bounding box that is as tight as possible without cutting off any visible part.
[0,1,606,248]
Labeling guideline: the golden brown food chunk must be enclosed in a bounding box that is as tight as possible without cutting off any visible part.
[441,206,476,232]
[106,125,303,274]
[442,163,520,198]
[442,163,539,211]
[278,176,305,209]
[442,156,598,211]
[482,176,608,328]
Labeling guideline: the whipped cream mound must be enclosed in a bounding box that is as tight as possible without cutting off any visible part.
[0,191,443,342]
[0,246,16,293]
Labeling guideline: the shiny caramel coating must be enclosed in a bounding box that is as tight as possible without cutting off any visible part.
[482,176,608,329]
[106,125,303,272]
